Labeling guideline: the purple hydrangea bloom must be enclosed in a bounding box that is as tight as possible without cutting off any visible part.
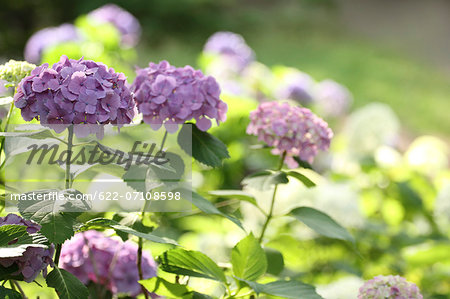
[60,230,157,297]
[315,79,352,117]
[247,102,333,168]
[358,275,423,299]
[14,55,136,134]
[276,71,315,105]
[131,60,228,133]
[88,4,141,47]
[0,214,54,283]
[203,31,255,70]
[24,24,81,64]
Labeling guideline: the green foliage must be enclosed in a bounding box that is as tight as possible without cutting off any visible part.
[158,248,227,283]
[190,191,243,229]
[81,218,178,245]
[18,189,91,244]
[46,267,89,299]
[236,278,323,299]
[140,277,213,298]
[286,170,316,188]
[290,207,354,243]
[242,170,289,191]
[0,225,49,258]
[0,285,21,299]
[231,234,267,281]
[178,123,230,168]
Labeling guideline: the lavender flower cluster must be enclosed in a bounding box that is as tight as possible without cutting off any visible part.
[14,55,136,132]
[315,79,352,117]
[24,24,81,64]
[88,4,141,47]
[247,102,333,168]
[60,230,157,297]
[203,31,255,71]
[276,70,315,105]
[131,60,228,132]
[358,275,423,299]
[0,214,54,283]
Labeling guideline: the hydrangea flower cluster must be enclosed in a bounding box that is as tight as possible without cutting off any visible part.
[131,60,227,132]
[14,55,136,132]
[203,31,255,71]
[315,79,352,117]
[247,102,333,168]
[88,4,141,47]
[24,24,81,64]
[0,214,54,283]
[276,70,315,105]
[0,60,36,87]
[60,230,157,297]
[358,275,423,299]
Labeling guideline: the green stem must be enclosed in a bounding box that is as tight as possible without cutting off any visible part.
[65,125,74,189]
[55,126,74,267]
[0,102,15,167]
[258,151,286,244]
[137,130,168,298]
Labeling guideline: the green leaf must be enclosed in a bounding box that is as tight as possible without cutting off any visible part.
[242,171,289,191]
[158,248,226,283]
[0,129,56,139]
[191,191,243,229]
[0,285,22,299]
[178,123,229,168]
[82,218,177,245]
[140,277,191,298]
[231,234,267,281]
[46,267,89,299]
[236,278,323,299]
[18,189,92,244]
[0,96,13,105]
[0,225,48,258]
[286,171,316,188]
[290,207,354,243]
[264,247,284,276]
[209,190,257,206]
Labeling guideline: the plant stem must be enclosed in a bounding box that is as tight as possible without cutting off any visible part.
[54,125,74,267]
[65,125,74,189]
[0,102,15,167]
[12,281,27,299]
[137,130,168,298]
[258,151,286,244]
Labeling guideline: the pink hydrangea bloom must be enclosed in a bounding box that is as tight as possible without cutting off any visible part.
[14,55,136,134]
[60,230,157,297]
[131,60,227,133]
[0,214,54,283]
[358,275,423,299]
[247,102,333,168]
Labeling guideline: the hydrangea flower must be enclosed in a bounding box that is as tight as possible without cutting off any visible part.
[358,275,423,299]
[275,70,315,105]
[247,102,333,168]
[0,60,36,87]
[14,55,136,134]
[0,214,54,283]
[60,230,157,297]
[24,24,81,64]
[315,79,352,117]
[203,31,255,71]
[131,60,227,132]
[88,4,141,47]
